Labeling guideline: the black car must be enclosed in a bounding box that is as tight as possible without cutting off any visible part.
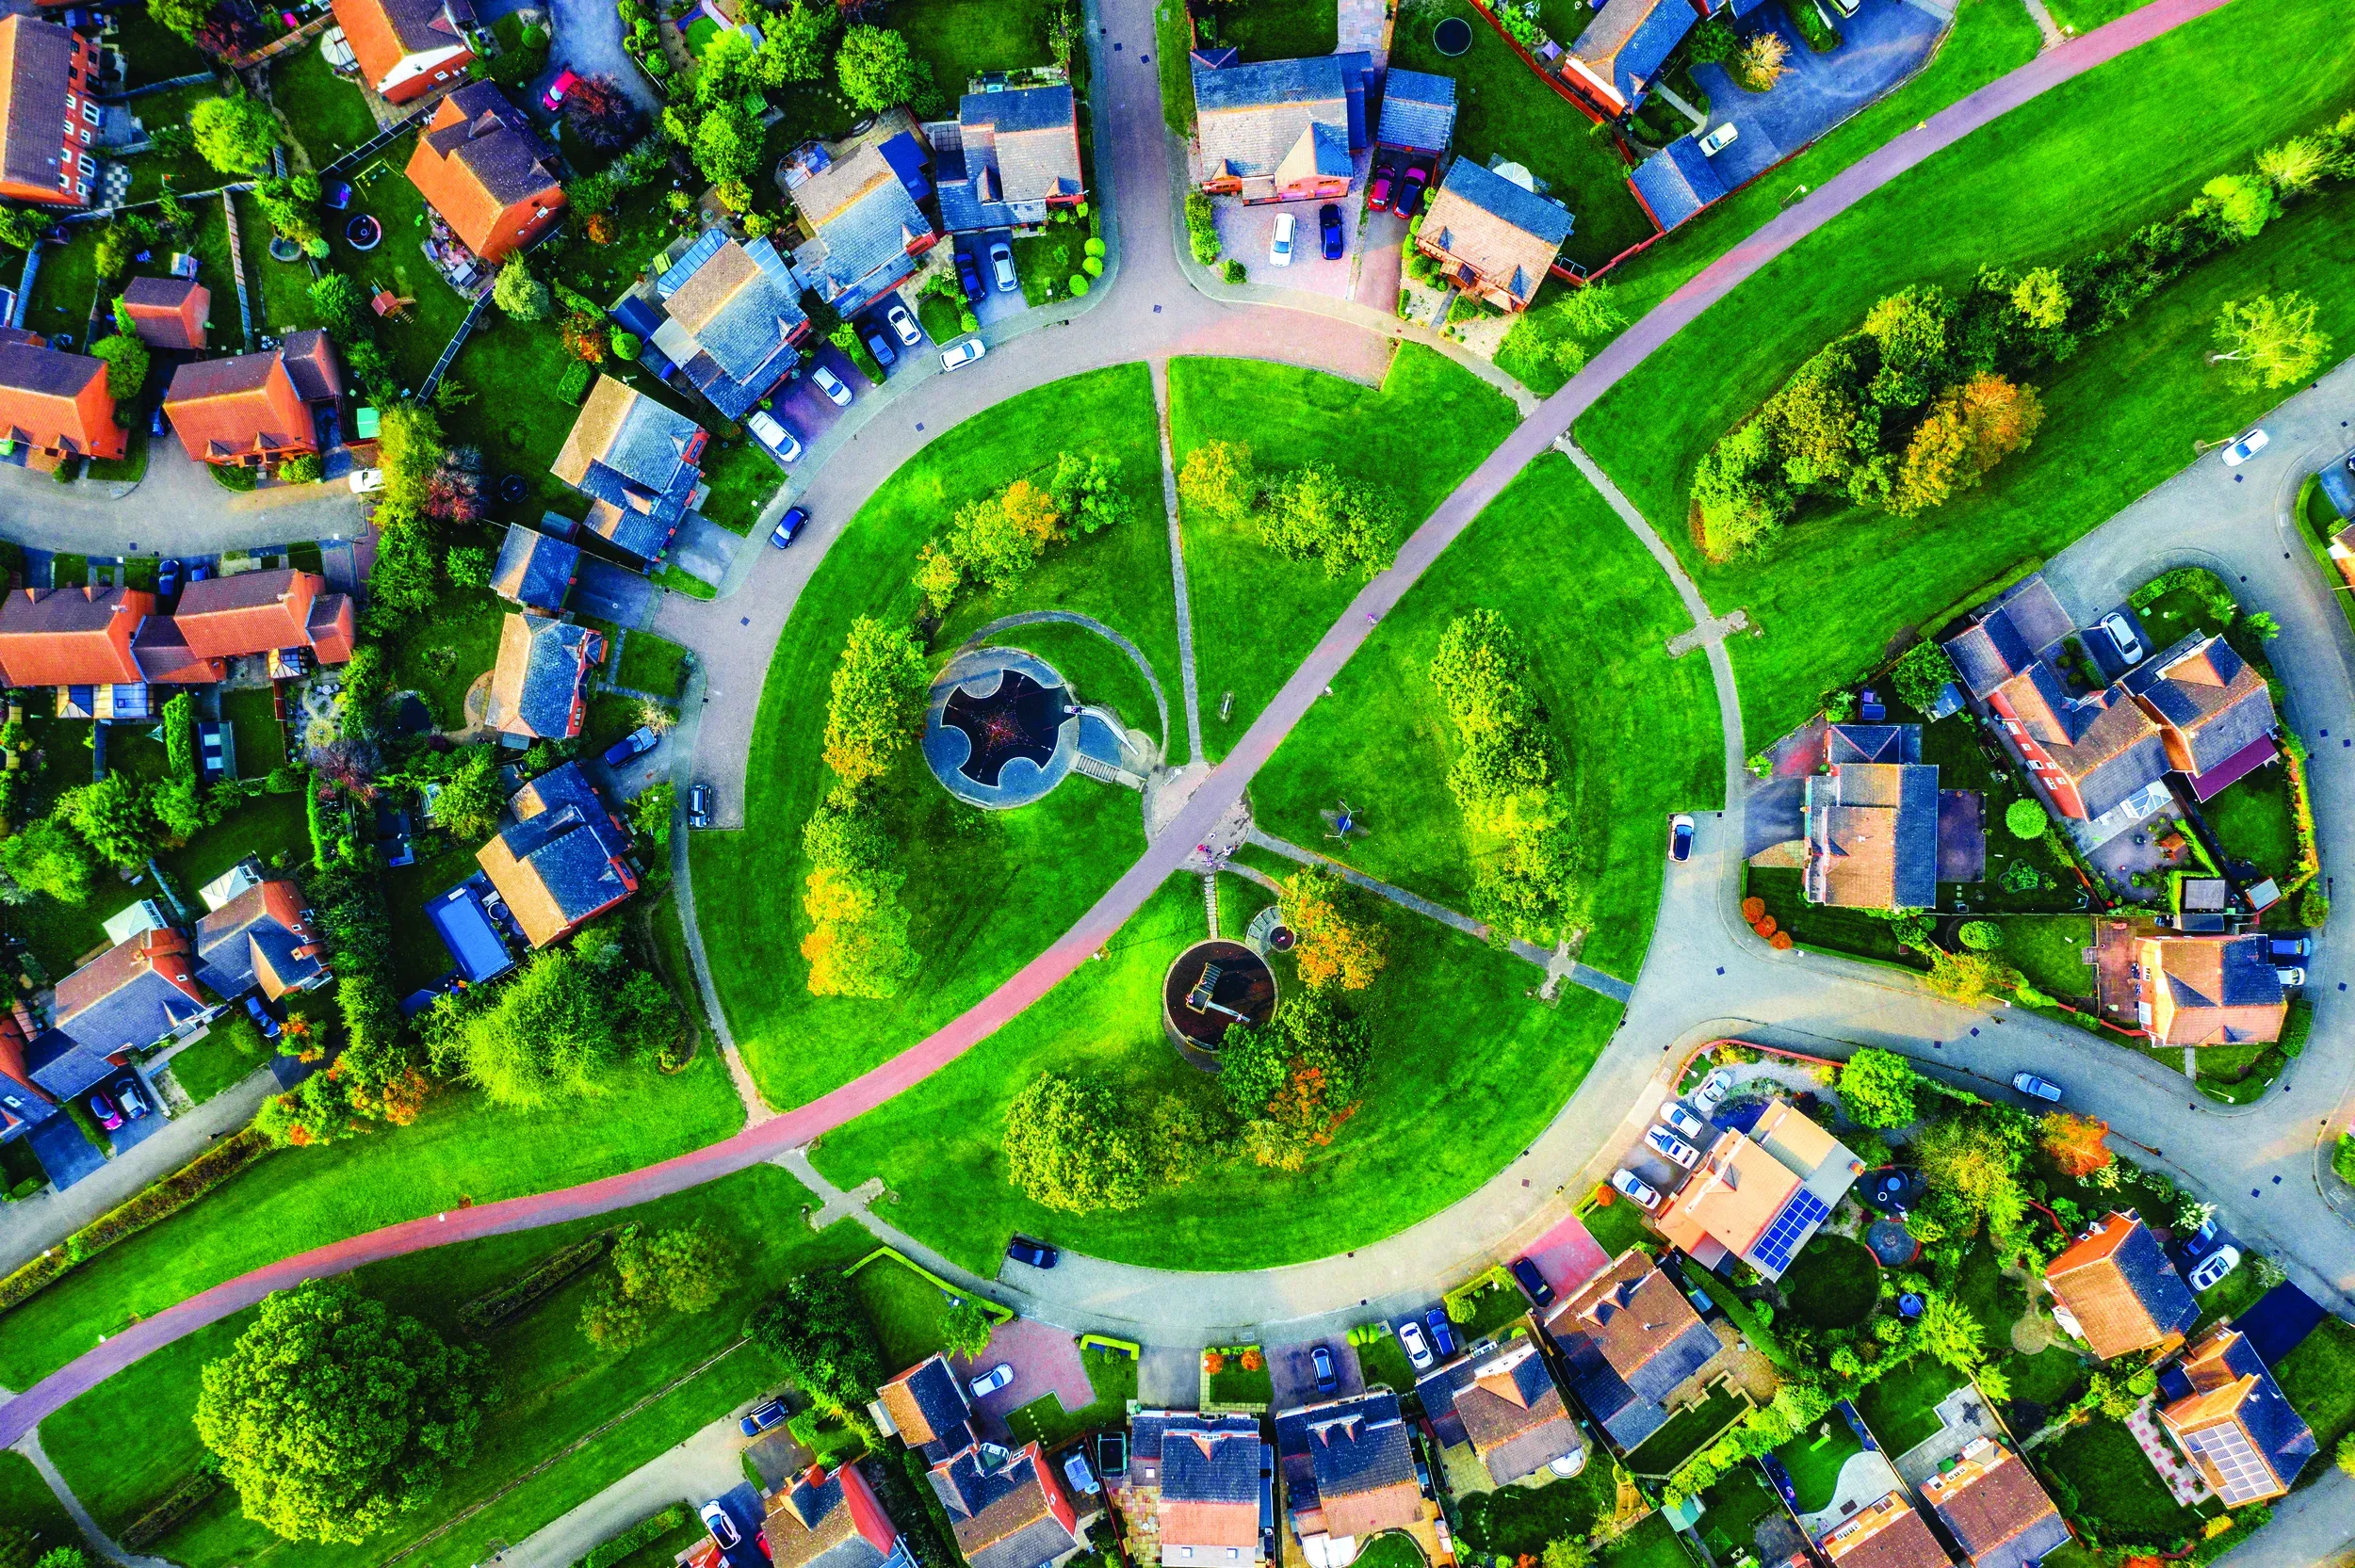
[1310,1344,1338,1395]
[603,725,658,766]
[771,505,810,549]
[1318,203,1343,261]
[1006,1235,1059,1269]
[1509,1255,1553,1307]
[955,247,985,301]
[689,784,714,828]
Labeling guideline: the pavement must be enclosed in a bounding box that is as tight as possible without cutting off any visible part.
[541,0,661,116]
[950,1315,1096,1431]
[668,515,741,590]
[1685,0,1947,192]
[0,438,366,555]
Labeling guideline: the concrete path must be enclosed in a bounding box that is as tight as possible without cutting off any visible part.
[11,1428,175,1568]
[482,1406,755,1568]
[0,440,365,555]
[1150,358,1207,766]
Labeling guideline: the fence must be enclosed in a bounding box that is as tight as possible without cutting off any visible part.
[226,10,336,71]
[417,287,494,402]
[318,101,434,177]
[98,70,216,104]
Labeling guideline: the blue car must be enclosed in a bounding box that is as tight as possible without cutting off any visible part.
[1424,1308,1457,1360]
[771,505,810,549]
[244,994,282,1040]
[603,726,658,766]
[739,1398,788,1437]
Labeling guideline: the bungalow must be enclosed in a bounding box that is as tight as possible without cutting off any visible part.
[927,1443,1088,1568]
[2156,1326,2315,1505]
[491,521,581,612]
[1541,1250,1727,1453]
[1190,52,1372,204]
[2042,1210,2199,1362]
[1918,1438,2071,1568]
[1561,0,1701,121]
[0,14,103,207]
[763,1460,921,1568]
[1414,160,1573,314]
[483,612,602,742]
[1941,576,2074,701]
[1655,1099,1860,1282]
[934,83,1085,233]
[1802,757,1939,910]
[474,761,640,948]
[651,232,808,421]
[784,121,939,313]
[331,0,478,105]
[1123,1410,1264,1565]
[2134,932,2284,1047]
[1372,68,1455,157]
[874,1353,979,1463]
[193,875,330,1004]
[1274,1391,1425,1564]
[2118,633,2279,802]
[53,927,210,1055]
[0,337,127,463]
[162,331,345,468]
[1816,1490,1953,1568]
[117,276,211,351]
[405,82,566,265]
[1627,137,1728,234]
[551,376,706,564]
[172,568,356,670]
[1412,1338,1586,1487]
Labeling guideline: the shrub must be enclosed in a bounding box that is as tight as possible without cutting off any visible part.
[1184,191,1220,266]
[2333,1131,2355,1187]
[1223,259,1245,284]
[2004,798,2049,839]
[1957,920,2003,951]
[63,1130,274,1266]
[277,452,323,484]
[459,1234,611,1334]
[1069,274,1089,296]
[572,1506,691,1568]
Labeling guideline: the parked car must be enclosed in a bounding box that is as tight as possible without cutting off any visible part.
[1659,1100,1708,1142]
[349,467,384,493]
[990,240,1018,294]
[1668,813,1695,863]
[689,784,713,828]
[150,404,168,437]
[1645,1125,1701,1169]
[1318,202,1343,260]
[770,505,810,548]
[1423,1307,1457,1359]
[884,301,921,347]
[2179,1217,2222,1262]
[1310,1344,1338,1395]
[746,410,803,462]
[969,1363,1016,1398]
[955,247,985,301]
[739,1398,789,1437]
[603,725,659,766]
[541,66,581,112]
[1398,1318,1434,1370]
[2269,933,2313,960]
[2099,612,2145,665]
[864,330,897,368]
[1692,1066,1736,1111]
[89,1090,122,1131]
[701,1502,741,1550]
[156,558,182,600]
[1397,167,1429,218]
[244,993,282,1040]
[2010,1072,2065,1103]
[2221,428,2268,466]
[1006,1235,1060,1269]
[2187,1245,2242,1292]
[940,336,987,371]
[1509,1255,1554,1307]
[113,1075,148,1119]
[1697,122,1740,156]
[1369,169,1394,210]
[1270,211,1295,267]
[2276,964,2307,988]
[810,363,853,406]
[1610,1169,1661,1209]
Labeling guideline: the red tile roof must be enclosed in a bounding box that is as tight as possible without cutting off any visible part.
[0,583,152,685]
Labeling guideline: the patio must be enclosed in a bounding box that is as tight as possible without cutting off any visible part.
[1209,153,1372,298]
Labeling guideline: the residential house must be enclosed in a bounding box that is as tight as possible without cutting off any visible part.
[1983,661,2168,827]
[483,612,602,741]
[1655,1098,1860,1282]
[1560,0,1700,120]
[926,1443,1087,1568]
[2042,1210,2200,1361]
[0,584,153,687]
[405,82,566,264]
[551,375,706,564]
[474,760,641,948]
[934,83,1085,233]
[763,1460,920,1568]
[875,1353,979,1463]
[2118,633,2279,802]
[2134,932,2285,1046]
[1412,1337,1585,1486]
[650,232,809,421]
[2327,518,2355,591]
[1372,68,1455,156]
[1627,137,1727,233]
[784,119,939,313]
[0,14,102,206]
[1802,756,1939,910]
[1414,160,1572,314]
[173,569,356,670]
[1190,52,1372,203]
[1541,1250,1726,1453]
[331,0,478,104]
[1817,1491,1954,1568]
[162,331,345,467]
[1274,1391,1424,1566]
[0,1010,59,1154]
[0,338,126,463]
[1122,1410,1264,1566]
[1941,576,2074,701]
[193,876,330,1004]
[116,276,211,351]
[491,521,581,611]
[2155,1326,2315,1505]
[53,928,210,1055]
[1918,1437,2071,1568]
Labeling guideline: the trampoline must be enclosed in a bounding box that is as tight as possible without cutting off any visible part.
[498,474,529,504]
[268,236,300,263]
[345,213,382,251]
[1434,16,1473,55]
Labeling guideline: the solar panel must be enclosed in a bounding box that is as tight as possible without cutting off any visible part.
[1750,1190,1831,1274]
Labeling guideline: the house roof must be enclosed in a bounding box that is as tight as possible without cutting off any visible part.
[1628,137,1727,232]
[788,137,933,306]
[332,0,474,89]
[24,1026,114,1099]
[1156,1422,1260,1547]
[0,340,114,456]
[162,345,321,461]
[763,1461,901,1568]
[193,876,326,1002]
[2120,633,2277,776]
[928,1444,1079,1568]
[552,376,703,560]
[1374,68,1455,153]
[658,234,804,420]
[0,584,151,686]
[2159,1327,2315,1505]
[1919,1439,2071,1568]
[1421,160,1571,306]
[408,81,564,259]
[54,928,208,1054]
[1804,761,1939,910]
[279,329,343,405]
[1826,724,1921,766]
[1192,53,1370,182]
[484,612,598,740]
[492,522,579,610]
[1543,1250,1723,1451]
[0,15,78,198]
[1655,1119,1830,1279]
[1447,1338,1584,1485]
[2136,933,2285,1047]
[1569,0,1699,110]
[1750,1100,1863,1202]
[878,1355,978,1462]
[1941,576,2073,699]
[2044,1211,2200,1360]
[173,568,323,659]
[1990,664,2170,820]
[1274,1390,1421,1539]
[130,614,222,684]
[959,85,1083,205]
[1130,1410,1259,1470]
[118,275,210,351]
[1817,1491,1952,1568]
[475,760,638,947]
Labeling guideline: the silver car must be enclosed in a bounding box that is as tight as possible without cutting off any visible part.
[809,364,853,405]
[990,240,1017,293]
[746,410,802,462]
[2099,612,2144,665]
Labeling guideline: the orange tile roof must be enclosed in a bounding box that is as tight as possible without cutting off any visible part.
[162,347,319,462]
[330,0,472,98]
[2043,1211,2192,1360]
[406,82,564,261]
[1818,1491,1952,1568]
[0,339,122,458]
[0,583,151,685]
[172,569,325,659]
[1655,1126,1802,1269]
[118,275,209,350]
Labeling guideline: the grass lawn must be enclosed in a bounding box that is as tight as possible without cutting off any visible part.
[390,588,509,729]
[1206,1355,1275,1407]
[1156,0,1194,136]
[39,1166,863,1568]
[1455,1275,1537,1342]
[1169,346,1519,762]
[122,84,227,203]
[810,873,1625,1272]
[0,1447,89,1556]
[1601,1512,1693,1568]
[891,0,1055,94]
[1206,0,1337,61]
[2041,0,2139,30]
[2004,916,2096,1001]
[1353,1536,1428,1568]
[1388,0,1652,270]
[1696,1465,1784,1563]
[615,630,691,699]
[2033,1418,2204,1543]
[165,1016,274,1105]
[2202,763,2299,881]
[1778,1235,1880,1328]
[2271,1312,2355,1455]
[0,1052,744,1388]
[1775,1415,1860,1513]
[1626,1381,1750,1478]
[1852,1355,1965,1456]
[848,1254,959,1369]
[696,439,787,533]
[1454,1456,1619,1556]
[1747,867,1925,969]
[2002,1345,2088,1414]
[1004,1342,1138,1446]
[385,830,490,992]
[25,231,100,342]
[1357,1333,1416,1395]
[1576,0,2355,750]
[270,42,382,170]
[1579,1195,1654,1260]
[1953,1241,2023,1361]
[691,364,1167,1112]
[1252,451,1722,978]
[159,789,312,894]
[223,685,289,773]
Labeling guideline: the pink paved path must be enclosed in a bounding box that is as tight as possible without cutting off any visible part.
[0,0,2230,1450]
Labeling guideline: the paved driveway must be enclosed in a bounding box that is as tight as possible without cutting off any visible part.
[1213,170,1366,299]
[574,558,658,628]
[1519,1211,1608,1297]
[1354,207,1405,315]
[669,514,740,589]
[949,1316,1095,1431]
[0,439,365,555]
[541,0,660,114]
[1689,0,1944,189]
[585,732,669,802]
[1268,1338,1360,1408]
[771,346,871,456]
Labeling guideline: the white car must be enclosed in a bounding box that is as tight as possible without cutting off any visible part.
[1645,1125,1700,1170]
[700,1502,740,1550]
[349,467,384,493]
[1398,1318,1434,1370]
[884,301,921,347]
[1270,212,1295,267]
[968,1363,1016,1398]
[1697,122,1739,157]
[746,410,802,462]
[1692,1066,1737,1112]
[2276,965,2306,988]
[940,336,988,372]
[2099,612,2144,665]
[810,364,853,405]
[2187,1246,2242,1292]
[1610,1168,1660,1209]
[2221,428,2268,466]
[1658,1101,1709,1143]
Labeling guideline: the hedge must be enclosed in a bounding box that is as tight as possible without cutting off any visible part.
[162,692,196,779]
[121,1466,221,1549]
[458,1232,612,1333]
[886,1445,962,1568]
[571,1503,690,1568]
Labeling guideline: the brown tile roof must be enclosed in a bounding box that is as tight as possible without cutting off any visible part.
[2135,933,2285,1047]
[0,339,120,456]
[1920,1440,2066,1568]
[172,568,326,659]
[407,82,564,259]
[118,275,210,350]
[1318,1479,1421,1540]
[1544,1249,1708,1382]
[0,15,79,200]
[0,583,152,685]
[2043,1211,2197,1360]
[1157,1498,1259,1548]
[1819,1492,1952,1568]
[163,347,319,461]
[131,614,223,684]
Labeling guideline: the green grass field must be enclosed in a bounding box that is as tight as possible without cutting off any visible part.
[0,1447,88,1557]
[1852,1355,1966,1456]
[165,1016,274,1105]
[2033,1418,2204,1542]
[1210,0,1336,61]
[2003,916,2096,1000]
[1774,1416,1860,1513]
[2273,1312,2355,1455]
[848,1254,959,1369]
[270,43,380,169]
[1602,1512,1694,1568]
[893,0,1057,94]
[1779,1235,1881,1328]
[1626,1382,1749,1478]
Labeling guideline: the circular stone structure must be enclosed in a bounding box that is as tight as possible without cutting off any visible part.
[1433,16,1473,55]
[1866,1220,1921,1268]
[922,646,1081,810]
[1162,939,1277,1070]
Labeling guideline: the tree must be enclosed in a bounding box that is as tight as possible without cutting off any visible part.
[821,617,929,787]
[89,331,149,403]
[1889,641,1956,713]
[429,748,504,840]
[1219,993,1372,1172]
[1178,438,1258,520]
[93,215,157,282]
[1914,1293,1986,1370]
[307,270,368,337]
[2256,136,2331,194]
[582,1221,739,1351]
[57,774,153,867]
[0,816,97,904]
[1691,421,1793,555]
[492,257,550,322]
[1048,449,1135,534]
[801,795,917,998]
[941,1299,995,1359]
[1281,868,1386,992]
[1891,373,2043,516]
[1914,1112,2030,1242]
[444,544,491,591]
[278,451,324,484]
[2337,1430,2355,1480]
[1259,462,1399,579]
[836,25,920,112]
[916,477,1064,608]
[190,93,283,174]
[2198,172,2280,240]
[2004,798,2049,840]
[1002,1071,1151,1213]
[2009,267,2070,330]
[1735,28,1787,90]
[2209,292,2330,389]
[152,773,211,841]
[1837,1047,1919,1130]
[0,206,47,253]
[753,0,834,85]
[745,1271,885,1418]
[1541,1539,1592,1568]
[194,1279,486,1544]
[365,523,439,631]
[1925,946,2022,1008]
[690,100,765,189]
[1558,281,1627,341]
[631,779,676,850]
[425,932,674,1107]
[2038,1111,2113,1178]
[150,0,215,43]
[562,74,645,154]
[1957,920,2003,951]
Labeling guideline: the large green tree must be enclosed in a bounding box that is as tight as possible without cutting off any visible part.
[2209,292,2331,389]
[189,92,283,174]
[1258,462,1400,579]
[582,1221,740,1351]
[745,1271,885,1417]
[57,774,153,867]
[1002,1071,1150,1213]
[835,25,922,112]
[0,816,98,904]
[429,747,505,840]
[821,617,929,786]
[1837,1047,1919,1130]
[1219,993,1372,1172]
[425,927,674,1107]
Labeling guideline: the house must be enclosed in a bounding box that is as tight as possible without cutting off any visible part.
[1122,1410,1263,1565]
[926,1442,1087,1568]
[193,876,330,1003]
[1802,758,1939,910]
[172,569,356,669]
[1941,576,2074,701]
[762,1460,920,1568]
[0,584,154,687]
[116,276,211,351]
[1655,1099,1860,1282]
[53,928,210,1054]
[1984,662,2168,826]
[875,1353,979,1463]
[483,612,602,741]
[1541,1250,1727,1453]
[1561,0,1701,120]
[474,760,640,948]
[1190,52,1372,203]
[0,14,102,206]
[2117,634,2279,802]
[1373,68,1455,156]
[1918,1438,2071,1568]
[405,82,566,264]
[934,83,1085,233]
[1412,1337,1585,1487]
[491,522,581,611]
[331,0,478,104]
[551,376,706,564]
[1414,160,1572,314]
[2155,1326,2315,1505]
[651,233,809,421]
[784,120,939,313]
[0,338,126,463]
[1816,1490,1954,1568]
[1627,137,1728,233]
[162,331,345,467]
[2042,1210,2200,1361]
[2134,932,2285,1046]
[1274,1390,1424,1564]
[0,1010,61,1146]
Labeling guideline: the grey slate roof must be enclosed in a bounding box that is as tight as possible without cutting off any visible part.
[1374,68,1455,153]
[1274,1389,1413,1515]
[1571,0,1699,110]
[193,880,325,1001]
[516,618,598,738]
[1440,157,1574,248]
[658,234,805,420]
[1941,575,2073,698]
[2120,633,2277,775]
[894,1357,978,1462]
[959,85,1083,204]
[2203,1333,2316,1495]
[1192,52,1371,180]
[553,376,703,560]
[491,523,579,611]
[492,762,635,929]
[788,139,931,310]
[1826,724,1921,765]
[1629,137,1728,231]
[24,1028,116,1099]
[53,947,206,1055]
[1159,1419,1260,1503]
[2163,933,2284,1011]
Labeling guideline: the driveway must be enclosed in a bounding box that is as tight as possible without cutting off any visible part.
[541,0,660,114]
[1212,170,1367,299]
[574,558,658,628]
[1353,207,1405,315]
[668,515,740,589]
[1268,1338,1360,1408]
[0,440,365,555]
[1519,1211,1609,1296]
[585,730,670,803]
[770,347,871,457]
[102,1068,172,1156]
[1687,0,1945,190]
[949,1316,1095,1432]
[853,291,930,377]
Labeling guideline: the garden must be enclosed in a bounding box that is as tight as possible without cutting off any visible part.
[1770,1414,1859,1513]
[1849,1354,1963,1455]
[1452,1451,1624,1557]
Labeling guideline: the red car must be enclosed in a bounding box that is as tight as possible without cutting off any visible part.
[1369,169,1394,211]
[541,66,581,113]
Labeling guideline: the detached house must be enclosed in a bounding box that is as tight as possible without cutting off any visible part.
[53,928,210,1054]
[935,83,1085,233]
[2134,932,2285,1046]
[1275,1391,1425,1564]
[1124,1411,1264,1566]
[1657,1099,1860,1282]
[1190,51,1372,203]
[763,1460,920,1568]
[492,521,581,612]
[162,331,344,468]
[174,568,356,671]
[332,0,478,104]
[552,376,706,564]
[1918,1438,2071,1568]
[406,82,566,264]
[483,612,602,741]
[1414,1338,1586,1487]
[1984,662,2168,827]
[785,122,938,314]
[875,1353,979,1463]
[927,1445,1087,1568]
[1415,161,1572,314]
[651,232,809,421]
[117,276,211,351]
[193,875,330,1003]
[0,14,103,206]
[2118,633,2279,802]
[1941,576,2073,701]
[0,337,126,463]
[2043,1210,2199,1362]
[1816,1491,1953,1568]
[475,761,640,948]
[1560,0,1701,120]
[2156,1327,2315,1505]
[1802,756,1939,911]
[1542,1250,1727,1453]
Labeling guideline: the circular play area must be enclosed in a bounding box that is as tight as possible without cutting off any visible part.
[1433,15,1474,55]
[1162,938,1277,1066]
[922,646,1081,810]
[345,214,382,251]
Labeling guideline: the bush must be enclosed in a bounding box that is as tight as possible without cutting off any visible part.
[1957,920,2003,951]
[458,1233,611,1334]
[2334,1131,2355,1187]
[1223,259,1245,284]
[572,1506,690,1568]
[277,452,323,484]
[1184,191,1220,266]
[2005,798,2049,839]
[556,360,594,404]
